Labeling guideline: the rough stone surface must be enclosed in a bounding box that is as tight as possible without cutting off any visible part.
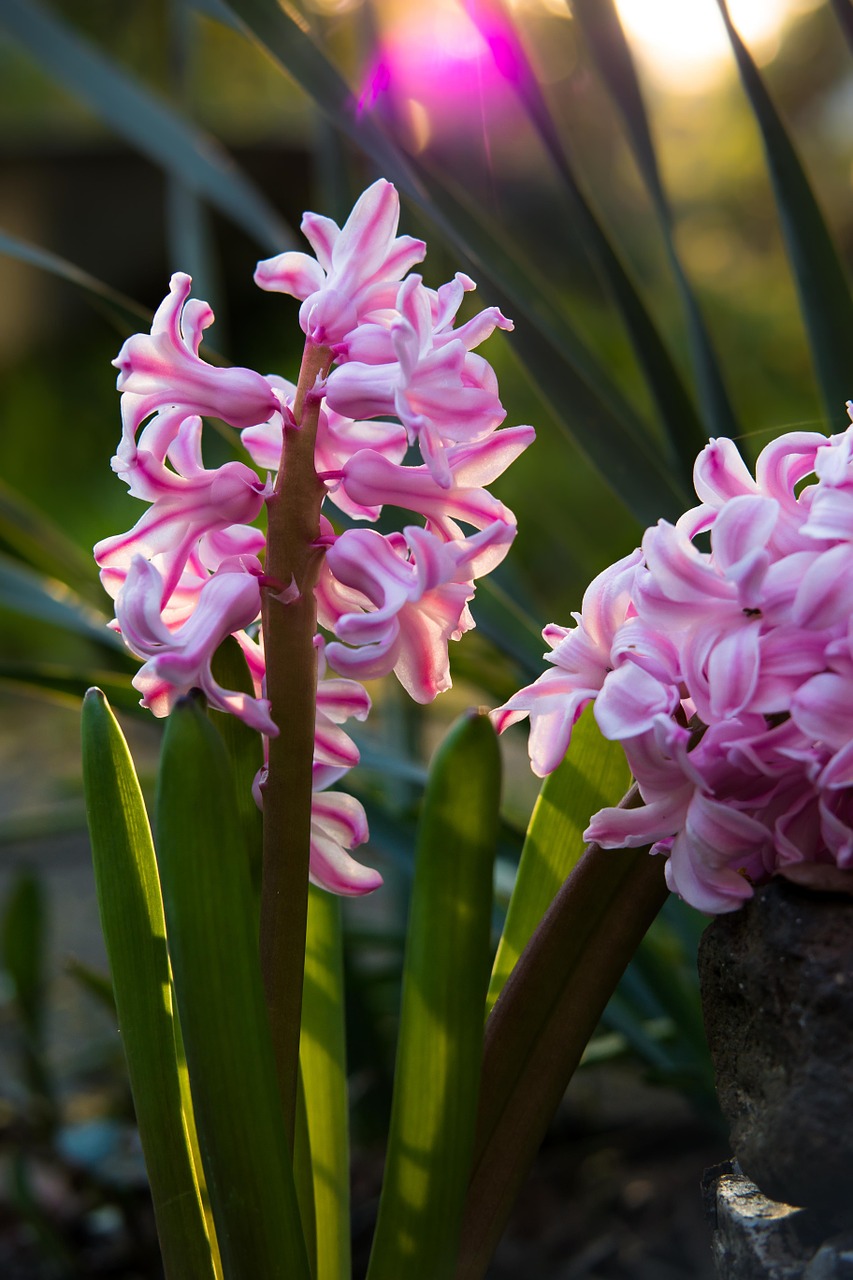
[710,1168,812,1280]
[706,1167,853,1280]
[698,878,853,1224]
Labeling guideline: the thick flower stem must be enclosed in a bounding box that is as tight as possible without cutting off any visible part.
[260,340,332,1146]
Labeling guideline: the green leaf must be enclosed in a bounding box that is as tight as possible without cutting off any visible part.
[218,0,692,524]
[571,0,740,442]
[208,638,264,893]
[462,0,708,485]
[81,689,216,1280]
[716,0,853,426]
[155,694,310,1280]
[299,885,350,1280]
[456,787,668,1279]
[0,552,123,651]
[0,227,150,332]
[0,0,295,253]
[486,707,631,1014]
[367,711,500,1280]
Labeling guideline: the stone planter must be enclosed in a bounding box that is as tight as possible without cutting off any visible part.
[698,873,853,1228]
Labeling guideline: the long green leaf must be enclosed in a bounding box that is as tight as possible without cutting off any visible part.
[81,689,215,1280]
[571,0,740,442]
[300,886,350,1280]
[0,0,294,253]
[486,707,630,1014]
[716,0,853,425]
[155,695,310,1280]
[462,0,708,484]
[455,787,668,1279]
[218,0,692,524]
[367,711,500,1280]
[208,638,264,891]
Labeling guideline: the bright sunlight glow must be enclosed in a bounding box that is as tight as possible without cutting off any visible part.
[614,0,824,91]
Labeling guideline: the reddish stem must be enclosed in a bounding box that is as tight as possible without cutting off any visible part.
[260,339,332,1144]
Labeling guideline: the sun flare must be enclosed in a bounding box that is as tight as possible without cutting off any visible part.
[614,0,823,90]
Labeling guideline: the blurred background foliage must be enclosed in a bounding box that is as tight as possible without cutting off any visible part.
[0,0,849,1274]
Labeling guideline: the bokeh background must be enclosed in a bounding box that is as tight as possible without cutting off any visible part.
[0,0,849,1275]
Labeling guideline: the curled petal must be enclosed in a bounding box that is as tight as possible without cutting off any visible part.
[114,273,279,430]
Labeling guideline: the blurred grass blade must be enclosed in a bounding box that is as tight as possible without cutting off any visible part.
[716,0,853,425]
[218,0,692,524]
[0,476,101,601]
[0,664,139,714]
[571,0,740,441]
[0,552,124,651]
[2,873,47,1039]
[0,0,295,253]
[486,707,630,1014]
[156,695,310,1280]
[2,872,55,1124]
[367,711,500,1280]
[0,228,150,332]
[455,787,668,1279]
[300,886,350,1280]
[65,957,117,1017]
[462,0,707,484]
[830,0,853,54]
[81,689,216,1280]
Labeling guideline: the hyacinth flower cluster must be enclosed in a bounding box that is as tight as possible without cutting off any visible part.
[94,179,533,897]
[496,411,853,915]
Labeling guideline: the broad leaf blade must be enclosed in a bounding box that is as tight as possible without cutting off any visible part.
[456,788,668,1279]
[487,707,631,1014]
[716,0,853,425]
[156,695,310,1280]
[571,0,740,441]
[367,711,500,1280]
[0,0,295,252]
[208,638,264,891]
[299,886,350,1280]
[81,690,215,1280]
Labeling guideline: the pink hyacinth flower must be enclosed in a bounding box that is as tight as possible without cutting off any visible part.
[340,424,534,546]
[254,179,426,346]
[320,521,514,702]
[492,549,643,775]
[95,414,268,608]
[336,270,514,364]
[115,556,274,733]
[324,274,508,487]
[114,274,279,436]
[241,373,408,521]
[309,790,382,896]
